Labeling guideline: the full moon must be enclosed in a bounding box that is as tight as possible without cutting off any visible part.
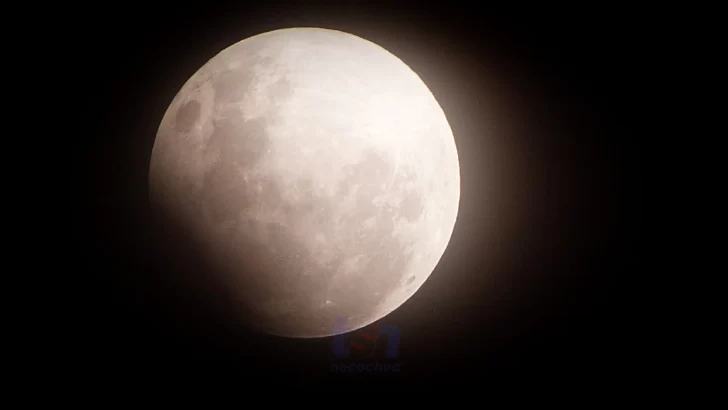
[149,27,460,338]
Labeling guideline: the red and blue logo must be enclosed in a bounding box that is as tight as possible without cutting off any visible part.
[330,317,401,373]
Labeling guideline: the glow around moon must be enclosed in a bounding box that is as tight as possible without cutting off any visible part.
[149,27,460,338]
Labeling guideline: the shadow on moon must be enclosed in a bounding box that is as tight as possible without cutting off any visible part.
[148,145,425,338]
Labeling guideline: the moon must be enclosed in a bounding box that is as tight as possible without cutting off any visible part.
[149,27,460,338]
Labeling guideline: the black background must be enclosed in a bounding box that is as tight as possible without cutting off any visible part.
[71,2,645,385]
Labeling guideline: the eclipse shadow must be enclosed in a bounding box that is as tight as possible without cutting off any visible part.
[141,197,281,358]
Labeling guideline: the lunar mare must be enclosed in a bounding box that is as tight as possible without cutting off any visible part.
[149,27,460,338]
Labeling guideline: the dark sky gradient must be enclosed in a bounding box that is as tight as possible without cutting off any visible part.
[72,2,645,385]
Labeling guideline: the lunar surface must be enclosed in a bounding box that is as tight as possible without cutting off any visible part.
[149,27,460,338]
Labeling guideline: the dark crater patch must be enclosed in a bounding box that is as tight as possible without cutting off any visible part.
[259,178,283,209]
[266,75,294,103]
[174,100,201,132]
[212,55,292,109]
[200,115,269,228]
[282,178,318,227]
[212,69,256,106]
[397,170,424,222]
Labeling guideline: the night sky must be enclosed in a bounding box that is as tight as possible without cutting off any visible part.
[72,2,645,385]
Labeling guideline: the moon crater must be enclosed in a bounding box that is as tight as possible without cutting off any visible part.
[174,100,201,132]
